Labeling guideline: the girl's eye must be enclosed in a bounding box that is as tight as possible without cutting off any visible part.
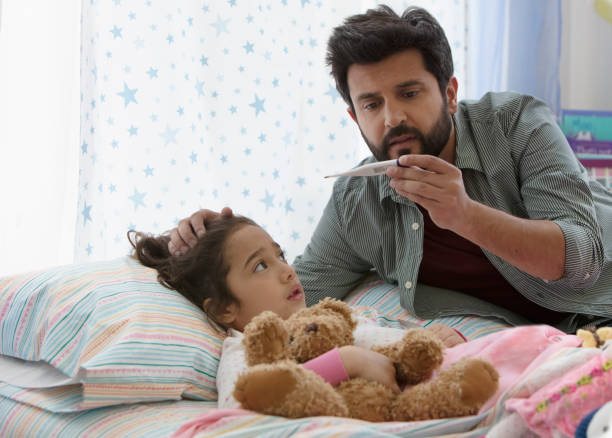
[278,251,286,262]
[254,261,267,272]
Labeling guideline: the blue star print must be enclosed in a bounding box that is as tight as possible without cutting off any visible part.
[325,84,341,103]
[250,94,265,116]
[243,41,254,54]
[211,15,230,36]
[129,189,146,210]
[160,126,179,145]
[110,25,123,39]
[117,82,138,107]
[82,202,92,225]
[260,190,275,211]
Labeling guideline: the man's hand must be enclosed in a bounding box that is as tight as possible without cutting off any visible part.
[168,207,233,256]
[386,154,475,232]
[387,154,565,281]
[425,323,466,348]
[338,345,400,392]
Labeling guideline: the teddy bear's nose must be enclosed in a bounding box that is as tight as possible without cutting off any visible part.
[304,323,318,333]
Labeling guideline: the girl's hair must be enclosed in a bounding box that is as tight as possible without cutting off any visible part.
[127,215,259,327]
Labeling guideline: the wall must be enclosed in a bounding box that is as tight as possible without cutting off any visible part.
[561,0,612,111]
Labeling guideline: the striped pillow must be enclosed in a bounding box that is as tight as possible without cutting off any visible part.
[0,257,225,411]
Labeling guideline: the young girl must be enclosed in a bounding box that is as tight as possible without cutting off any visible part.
[129,215,465,397]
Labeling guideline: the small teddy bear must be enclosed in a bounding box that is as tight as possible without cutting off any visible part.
[577,326,612,348]
[233,298,499,422]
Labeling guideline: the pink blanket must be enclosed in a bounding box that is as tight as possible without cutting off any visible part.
[442,324,580,411]
[172,325,580,437]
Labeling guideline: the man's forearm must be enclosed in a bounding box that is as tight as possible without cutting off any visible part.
[455,200,566,281]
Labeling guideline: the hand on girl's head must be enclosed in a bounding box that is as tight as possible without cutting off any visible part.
[169,207,234,256]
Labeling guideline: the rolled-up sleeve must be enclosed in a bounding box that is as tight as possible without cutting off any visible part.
[511,97,604,288]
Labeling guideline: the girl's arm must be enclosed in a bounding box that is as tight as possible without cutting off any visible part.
[303,345,401,393]
[301,325,466,391]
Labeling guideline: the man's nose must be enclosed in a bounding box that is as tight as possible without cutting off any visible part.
[384,102,407,129]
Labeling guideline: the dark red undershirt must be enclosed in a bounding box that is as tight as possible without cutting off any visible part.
[415,205,569,324]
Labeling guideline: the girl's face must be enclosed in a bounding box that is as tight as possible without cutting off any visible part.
[222,225,306,331]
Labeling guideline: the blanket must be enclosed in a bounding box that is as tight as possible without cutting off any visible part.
[172,326,612,438]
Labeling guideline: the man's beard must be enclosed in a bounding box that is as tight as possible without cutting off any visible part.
[360,101,453,162]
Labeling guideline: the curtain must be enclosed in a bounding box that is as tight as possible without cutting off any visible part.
[76,0,467,263]
[0,0,80,276]
[466,0,562,117]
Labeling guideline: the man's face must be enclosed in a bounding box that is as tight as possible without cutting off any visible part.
[346,49,458,161]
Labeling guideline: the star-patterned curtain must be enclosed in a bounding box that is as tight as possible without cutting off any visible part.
[76,0,467,263]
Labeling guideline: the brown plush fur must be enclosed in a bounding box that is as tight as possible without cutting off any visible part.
[233,298,499,422]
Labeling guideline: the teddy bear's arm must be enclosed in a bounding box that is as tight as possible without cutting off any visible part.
[242,311,293,366]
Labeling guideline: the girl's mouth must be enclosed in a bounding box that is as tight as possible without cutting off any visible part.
[287,286,304,301]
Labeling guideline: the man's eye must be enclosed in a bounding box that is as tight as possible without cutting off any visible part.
[254,262,266,272]
[404,90,418,98]
[363,102,378,111]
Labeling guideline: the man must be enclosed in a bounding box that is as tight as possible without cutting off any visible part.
[169,6,612,332]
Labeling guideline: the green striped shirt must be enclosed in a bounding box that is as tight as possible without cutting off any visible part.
[294,92,612,332]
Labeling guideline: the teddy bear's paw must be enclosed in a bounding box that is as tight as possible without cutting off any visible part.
[234,362,297,413]
[390,358,499,421]
[234,361,349,418]
[454,358,499,407]
[242,311,291,365]
[336,378,394,422]
[375,329,444,384]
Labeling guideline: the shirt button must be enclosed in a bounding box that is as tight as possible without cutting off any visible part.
[405,281,413,289]
[411,222,420,230]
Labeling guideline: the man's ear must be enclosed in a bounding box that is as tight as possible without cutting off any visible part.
[347,107,357,123]
[446,77,459,114]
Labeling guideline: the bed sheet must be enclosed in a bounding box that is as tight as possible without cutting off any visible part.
[0,396,215,438]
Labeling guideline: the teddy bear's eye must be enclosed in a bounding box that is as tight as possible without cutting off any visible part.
[305,323,318,333]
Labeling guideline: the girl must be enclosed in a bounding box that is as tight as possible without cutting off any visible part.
[129,215,464,395]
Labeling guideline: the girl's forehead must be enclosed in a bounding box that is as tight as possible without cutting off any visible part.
[225,225,275,256]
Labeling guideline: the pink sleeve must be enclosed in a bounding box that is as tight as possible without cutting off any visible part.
[302,347,349,386]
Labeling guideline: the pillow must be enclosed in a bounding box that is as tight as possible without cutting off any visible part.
[0,257,225,411]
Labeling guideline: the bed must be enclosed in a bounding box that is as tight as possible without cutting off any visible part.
[1,257,610,437]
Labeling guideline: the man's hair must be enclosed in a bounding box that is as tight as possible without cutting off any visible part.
[326,5,454,111]
[128,215,259,328]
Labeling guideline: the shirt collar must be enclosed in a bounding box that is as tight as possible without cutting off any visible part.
[453,106,484,172]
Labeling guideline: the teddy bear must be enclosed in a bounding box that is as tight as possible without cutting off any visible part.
[233,298,499,422]
[577,326,612,348]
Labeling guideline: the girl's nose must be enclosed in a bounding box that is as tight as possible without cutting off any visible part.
[282,264,296,282]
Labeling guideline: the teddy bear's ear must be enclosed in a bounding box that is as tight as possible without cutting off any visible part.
[316,298,357,330]
[242,311,292,366]
[577,328,597,348]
